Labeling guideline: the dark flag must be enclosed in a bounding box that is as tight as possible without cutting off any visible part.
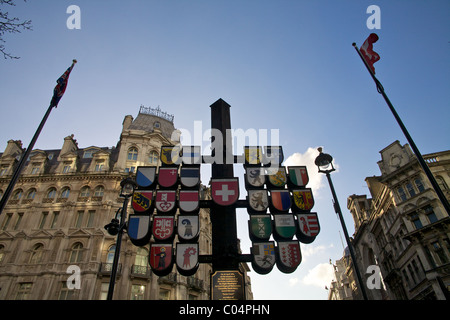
[50,59,77,107]
[360,33,380,74]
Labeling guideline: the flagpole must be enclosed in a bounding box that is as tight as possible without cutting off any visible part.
[0,60,77,216]
[352,43,450,214]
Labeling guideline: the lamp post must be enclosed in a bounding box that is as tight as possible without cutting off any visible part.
[104,177,137,300]
[315,148,368,300]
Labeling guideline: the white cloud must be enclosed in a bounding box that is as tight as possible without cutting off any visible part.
[284,146,339,197]
[301,243,334,258]
[301,263,335,288]
[288,278,299,287]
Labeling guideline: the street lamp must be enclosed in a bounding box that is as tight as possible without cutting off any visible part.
[104,177,137,300]
[315,148,368,300]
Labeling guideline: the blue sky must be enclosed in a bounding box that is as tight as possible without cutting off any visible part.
[1,1,449,300]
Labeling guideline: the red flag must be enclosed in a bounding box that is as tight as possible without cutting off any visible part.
[360,33,380,74]
[51,59,77,107]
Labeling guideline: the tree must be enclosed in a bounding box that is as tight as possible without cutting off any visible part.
[0,0,32,59]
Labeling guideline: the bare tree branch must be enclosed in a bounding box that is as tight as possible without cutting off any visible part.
[0,0,32,59]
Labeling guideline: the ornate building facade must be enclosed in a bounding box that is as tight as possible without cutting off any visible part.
[328,141,449,300]
[0,106,252,300]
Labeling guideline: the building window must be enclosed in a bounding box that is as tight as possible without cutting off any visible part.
[106,245,116,265]
[149,151,159,164]
[415,178,425,193]
[61,187,70,199]
[12,189,23,201]
[128,147,138,161]
[83,150,94,158]
[69,243,83,263]
[87,210,95,227]
[58,282,75,300]
[154,121,161,129]
[406,182,416,197]
[14,213,23,230]
[424,206,438,224]
[411,213,422,230]
[31,166,40,175]
[432,241,448,265]
[397,187,407,202]
[130,285,146,300]
[1,213,12,230]
[50,212,59,229]
[159,289,170,300]
[15,283,33,300]
[94,186,104,197]
[38,212,48,229]
[0,167,8,176]
[75,211,84,228]
[125,167,136,173]
[47,188,57,199]
[436,176,448,191]
[26,188,36,200]
[29,244,44,264]
[100,283,109,300]
[79,186,90,198]
[95,161,104,172]
[63,165,71,173]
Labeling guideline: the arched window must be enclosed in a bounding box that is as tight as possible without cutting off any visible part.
[47,188,57,199]
[436,176,448,191]
[94,186,104,197]
[12,189,23,200]
[26,188,36,200]
[135,247,149,267]
[106,245,116,264]
[79,186,90,198]
[29,244,44,264]
[148,151,159,164]
[69,243,83,263]
[128,147,138,161]
[61,187,70,199]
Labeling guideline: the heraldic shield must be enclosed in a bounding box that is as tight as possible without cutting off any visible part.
[248,190,269,213]
[149,243,174,276]
[248,215,272,241]
[263,146,284,167]
[182,146,201,165]
[244,146,262,166]
[276,241,302,274]
[292,188,314,212]
[288,166,309,187]
[155,190,176,213]
[270,190,291,212]
[177,215,200,242]
[211,178,239,206]
[178,190,199,213]
[160,146,181,166]
[127,215,152,247]
[176,243,199,276]
[245,167,265,189]
[152,216,175,242]
[252,242,276,275]
[158,167,178,188]
[136,167,156,189]
[273,214,296,241]
[296,212,320,244]
[132,191,153,213]
[180,167,200,188]
[267,166,287,188]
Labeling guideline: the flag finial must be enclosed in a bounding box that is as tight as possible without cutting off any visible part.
[73,59,77,64]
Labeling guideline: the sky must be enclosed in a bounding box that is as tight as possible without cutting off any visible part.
[1,0,449,300]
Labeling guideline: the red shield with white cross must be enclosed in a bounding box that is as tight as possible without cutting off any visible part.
[158,167,178,188]
[211,178,239,206]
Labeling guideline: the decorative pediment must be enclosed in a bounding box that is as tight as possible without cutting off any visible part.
[0,230,14,240]
[68,229,92,238]
[29,229,53,239]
